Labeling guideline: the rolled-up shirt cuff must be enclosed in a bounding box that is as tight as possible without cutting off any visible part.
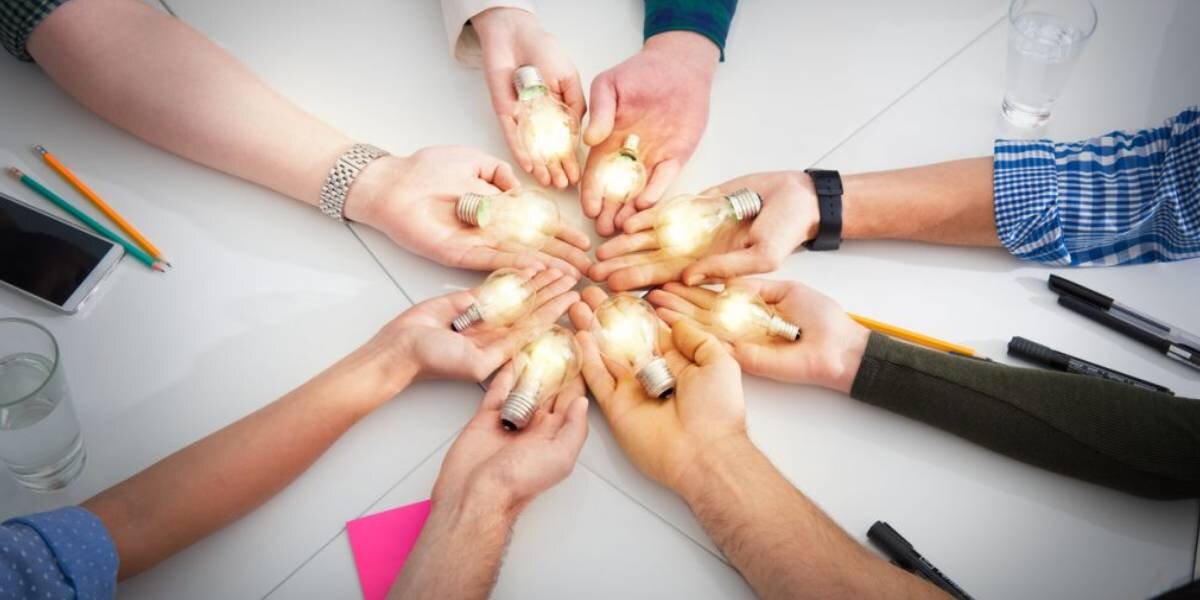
[644,0,737,61]
[992,139,1070,265]
[4,506,119,598]
[440,0,536,68]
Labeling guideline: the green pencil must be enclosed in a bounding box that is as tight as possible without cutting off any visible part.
[7,166,166,272]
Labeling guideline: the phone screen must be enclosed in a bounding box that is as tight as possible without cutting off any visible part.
[0,193,116,307]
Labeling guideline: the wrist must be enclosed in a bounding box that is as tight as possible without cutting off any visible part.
[431,482,520,534]
[673,432,756,501]
[471,6,539,43]
[826,323,870,395]
[794,170,821,245]
[342,153,407,224]
[643,31,719,75]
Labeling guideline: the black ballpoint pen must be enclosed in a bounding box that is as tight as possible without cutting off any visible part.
[1048,275,1200,373]
[867,521,973,600]
[1008,336,1174,394]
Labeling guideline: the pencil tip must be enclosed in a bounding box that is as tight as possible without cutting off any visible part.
[153,262,170,273]
[33,145,47,155]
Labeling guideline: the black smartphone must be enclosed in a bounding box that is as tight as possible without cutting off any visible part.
[0,191,124,313]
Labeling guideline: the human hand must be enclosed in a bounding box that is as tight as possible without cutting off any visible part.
[432,364,589,516]
[373,268,580,388]
[581,32,719,237]
[646,279,869,393]
[472,7,585,189]
[590,171,818,290]
[345,147,592,277]
[568,286,745,490]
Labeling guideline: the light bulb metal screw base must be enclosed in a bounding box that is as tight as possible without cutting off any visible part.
[636,357,676,399]
[727,188,763,221]
[500,379,541,431]
[452,304,482,332]
[456,193,485,225]
[621,134,641,156]
[513,65,545,92]
[768,315,801,341]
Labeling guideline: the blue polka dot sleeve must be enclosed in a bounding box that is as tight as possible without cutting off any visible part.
[1,506,118,600]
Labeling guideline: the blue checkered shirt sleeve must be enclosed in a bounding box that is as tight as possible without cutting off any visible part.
[992,106,1200,266]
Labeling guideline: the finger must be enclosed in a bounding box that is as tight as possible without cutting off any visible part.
[621,203,658,234]
[594,198,621,237]
[606,257,691,292]
[541,237,593,275]
[725,277,795,304]
[550,376,586,414]
[646,288,709,321]
[588,251,658,283]
[671,319,730,366]
[596,232,658,261]
[559,73,587,125]
[655,306,686,326]
[575,330,616,398]
[579,285,609,311]
[613,200,639,230]
[555,221,592,250]
[475,154,520,192]
[636,159,681,209]
[456,246,528,272]
[533,273,578,307]
[527,290,580,327]
[530,251,583,279]
[562,149,581,186]
[498,115,534,174]
[481,363,517,412]
[681,246,782,286]
[533,162,553,187]
[439,289,481,315]
[568,299,594,331]
[584,75,616,146]
[660,282,718,310]
[553,396,590,455]
[579,146,608,219]
[548,157,569,189]
[530,267,565,292]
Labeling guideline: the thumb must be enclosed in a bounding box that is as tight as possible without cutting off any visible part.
[672,319,730,366]
[584,76,616,146]
[554,397,590,455]
[681,247,778,286]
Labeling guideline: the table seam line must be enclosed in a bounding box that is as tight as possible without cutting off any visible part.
[156,0,177,18]
[348,224,418,307]
[809,14,1006,169]
[259,427,461,599]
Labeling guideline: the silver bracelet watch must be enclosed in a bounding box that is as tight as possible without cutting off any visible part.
[318,143,390,221]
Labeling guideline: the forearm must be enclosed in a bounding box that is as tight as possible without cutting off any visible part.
[840,157,1000,247]
[388,493,516,600]
[28,0,353,207]
[677,435,944,600]
[82,338,413,578]
[851,333,1200,499]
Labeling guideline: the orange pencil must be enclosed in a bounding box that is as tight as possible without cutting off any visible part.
[35,144,170,265]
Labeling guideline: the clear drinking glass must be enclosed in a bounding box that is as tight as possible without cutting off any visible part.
[1002,0,1097,127]
[0,318,86,491]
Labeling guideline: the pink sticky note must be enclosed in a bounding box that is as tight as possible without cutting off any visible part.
[346,499,432,600]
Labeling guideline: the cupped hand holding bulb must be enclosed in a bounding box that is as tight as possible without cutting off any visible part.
[472,7,585,189]
[646,279,869,394]
[568,286,746,490]
[344,146,592,278]
[377,267,580,384]
[581,31,720,237]
[590,171,820,291]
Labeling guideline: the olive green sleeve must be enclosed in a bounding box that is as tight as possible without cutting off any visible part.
[850,333,1200,499]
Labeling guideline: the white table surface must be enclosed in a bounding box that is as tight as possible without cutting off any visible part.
[1,0,1197,598]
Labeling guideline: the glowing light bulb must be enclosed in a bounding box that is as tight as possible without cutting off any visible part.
[456,187,561,251]
[513,66,579,166]
[452,268,538,332]
[596,134,647,201]
[711,286,801,342]
[590,294,676,398]
[653,188,763,257]
[501,325,583,430]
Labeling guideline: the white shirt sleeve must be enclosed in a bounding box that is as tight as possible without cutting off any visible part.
[438,0,537,67]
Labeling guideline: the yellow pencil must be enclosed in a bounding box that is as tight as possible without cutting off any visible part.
[848,313,979,357]
[35,145,170,265]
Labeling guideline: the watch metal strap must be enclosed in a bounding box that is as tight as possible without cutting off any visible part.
[319,143,389,221]
[803,169,843,251]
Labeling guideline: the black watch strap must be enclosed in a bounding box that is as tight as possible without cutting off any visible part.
[802,169,843,251]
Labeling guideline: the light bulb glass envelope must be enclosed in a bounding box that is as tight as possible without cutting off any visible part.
[513,65,579,166]
[452,268,538,332]
[501,325,582,431]
[711,286,801,342]
[591,294,676,399]
[456,187,561,251]
[596,134,647,202]
[653,188,762,257]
